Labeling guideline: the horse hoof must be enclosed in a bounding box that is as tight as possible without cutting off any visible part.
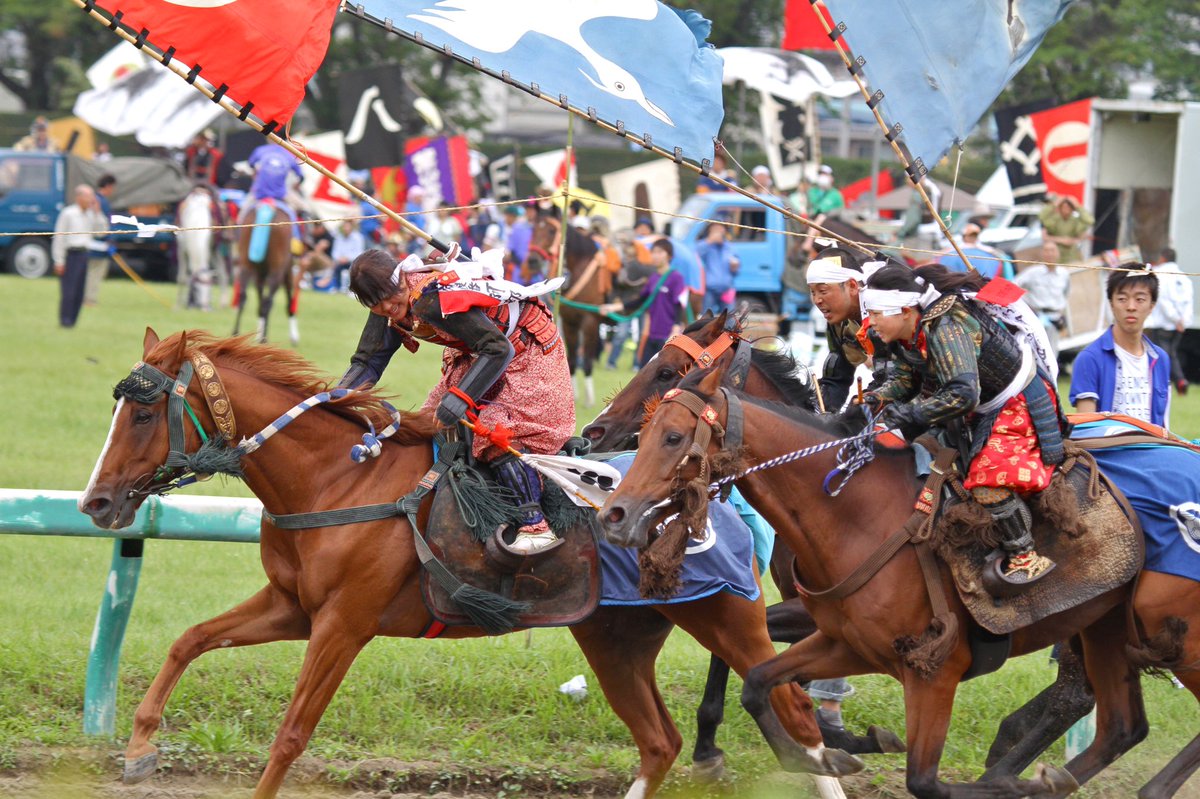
[691,752,726,783]
[1035,762,1079,795]
[820,747,865,777]
[123,751,158,784]
[869,724,906,754]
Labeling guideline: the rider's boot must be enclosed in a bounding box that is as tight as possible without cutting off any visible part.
[978,489,1055,595]
[494,455,559,555]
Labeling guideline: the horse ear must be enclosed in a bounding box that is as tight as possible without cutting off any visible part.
[713,309,729,330]
[143,327,160,357]
[696,356,731,396]
[164,331,189,371]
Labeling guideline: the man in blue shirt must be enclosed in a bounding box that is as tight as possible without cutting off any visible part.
[239,142,304,240]
[1070,265,1171,427]
[695,221,739,313]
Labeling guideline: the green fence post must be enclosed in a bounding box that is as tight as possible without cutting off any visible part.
[83,537,144,736]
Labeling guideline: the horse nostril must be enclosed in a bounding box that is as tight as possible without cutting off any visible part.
[583,425,604,442]
[84,496,113,519]
[604,506,626,525]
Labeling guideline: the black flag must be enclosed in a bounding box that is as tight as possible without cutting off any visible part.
[759,93,814,191]
[993,99,1055,205]
[338,65,420,169]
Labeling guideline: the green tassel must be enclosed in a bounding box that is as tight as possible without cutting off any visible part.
[450,583,531,634]
[448,464,521,541]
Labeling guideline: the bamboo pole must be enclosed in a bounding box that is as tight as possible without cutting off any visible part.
[72,0,455,255]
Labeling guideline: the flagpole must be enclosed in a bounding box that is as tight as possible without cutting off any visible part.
[72,0,455,256]
[805,0,976,270]
[554,112,574,281]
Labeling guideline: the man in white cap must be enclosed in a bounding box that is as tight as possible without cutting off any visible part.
[751,164,775,194]
[805,247,884,410]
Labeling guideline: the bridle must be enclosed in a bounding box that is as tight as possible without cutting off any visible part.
[664,329,754,390]
[113,352,242,499]
[658,386,741,490]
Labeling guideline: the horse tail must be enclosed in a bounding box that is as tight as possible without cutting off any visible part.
[1125,616,1191,676]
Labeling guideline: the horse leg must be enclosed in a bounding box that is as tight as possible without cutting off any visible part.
[899,673,1077,799]
[570,607,679,799]
[232,265,250,336]
[176,245,193,309]
[283,263,299,346]
[667,595,861,784]
[252,611,373,799]
[981,641,1093,779]
[256,268,275,343]
[691,656,732,781]
[1057,605,1149,791]
[124,585,309,783]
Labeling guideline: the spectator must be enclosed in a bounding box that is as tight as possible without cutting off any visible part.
[600,239,686,366]
[1145,247,1193,395]
[427,203,464,250]
[326,220,366,293]
[605,229,656,370]
[695,221,739,313]
[503,205,533,279]
[807,165,845,218]
[750,164,775,195]
[940,222,1014,278]
[51,185,107,328]
[92,141,113,163]
[1070,265,1170,426]
[1039,193,1094,265]
[1013,240,1071,356]
[85,173,118,307]
[696,144,736,193]
[14,116,58,153]
[297,220,334,285]
[383,231,407,262]
[184,130,223,185]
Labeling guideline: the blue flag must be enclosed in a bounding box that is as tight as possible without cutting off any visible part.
[354,0,725,164]
[823,0,1074,168]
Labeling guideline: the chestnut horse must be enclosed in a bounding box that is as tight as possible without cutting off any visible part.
[78,329,858,799]
[599,359,1187,798]
[234,205,298,346]
[523,210,606,406]
[582,311,1094,781]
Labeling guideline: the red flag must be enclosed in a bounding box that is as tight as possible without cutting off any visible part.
[91,0,340,127]
[782,0,837,51]
[840,170,894,207]
[975,276,1026,307]
[1029,98,1094,205]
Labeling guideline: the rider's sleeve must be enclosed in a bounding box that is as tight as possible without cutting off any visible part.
[411,290,515,406]
[909,316,981,426]
[871,349,920,406]
[818,326,858,410]
[338,312,403,389]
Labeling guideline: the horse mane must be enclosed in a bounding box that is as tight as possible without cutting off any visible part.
[745,345,818,410]
[147,331,436,445]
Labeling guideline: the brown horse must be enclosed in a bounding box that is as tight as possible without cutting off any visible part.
[599,359,1186,798]
[234,204,298,346]
[78,329,859,799]
[523,210,606,407]
[582,312,1095,781]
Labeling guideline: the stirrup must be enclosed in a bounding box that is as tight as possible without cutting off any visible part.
[485,523,564,572]
[982,549,1056,597]
[509,530,561,555]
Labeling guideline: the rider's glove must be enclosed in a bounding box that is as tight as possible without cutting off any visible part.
[435,392,472,428]
[878,402,927,441]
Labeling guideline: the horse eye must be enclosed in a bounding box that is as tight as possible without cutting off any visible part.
[656,368,674,382]
[665,432,684,446]
[133,409,153,425]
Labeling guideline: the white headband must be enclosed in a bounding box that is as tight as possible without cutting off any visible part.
[861,283,941,315]
[806,256,863,285]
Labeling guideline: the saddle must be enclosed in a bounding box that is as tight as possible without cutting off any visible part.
[923,438,1143,635]
[419,441,601,628]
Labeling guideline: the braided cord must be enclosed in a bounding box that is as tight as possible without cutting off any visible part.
[238,388,405,463]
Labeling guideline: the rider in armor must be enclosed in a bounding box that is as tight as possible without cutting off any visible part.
[339,247,575,555]
[861,263,1066,590]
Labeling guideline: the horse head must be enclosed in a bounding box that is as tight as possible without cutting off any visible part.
[600,357,734,548]
[79,328,201,530]
[582,310,733,451]
[522,209,560,283]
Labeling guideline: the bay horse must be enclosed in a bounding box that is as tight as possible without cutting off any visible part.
[523,210,606,406]
[599,358,1188,798]
[581,312,1094,781]
[77,329,860,799]
[234,204,298,346]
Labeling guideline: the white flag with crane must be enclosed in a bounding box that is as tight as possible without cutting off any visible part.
[350,0,726,164]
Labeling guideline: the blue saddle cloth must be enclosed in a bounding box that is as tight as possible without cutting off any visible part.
[1072,420,1200,583]
[598,453,769,606]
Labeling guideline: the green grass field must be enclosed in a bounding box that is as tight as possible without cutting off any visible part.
[1,274,1199,797]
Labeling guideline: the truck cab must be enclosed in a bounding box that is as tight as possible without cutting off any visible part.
[671,192,789,308]
[0,151,66,278]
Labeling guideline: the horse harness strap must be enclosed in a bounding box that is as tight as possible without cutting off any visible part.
[666,331,738,371]
[190,351,237,442]
[791,435,959,614]
[562,246,604,302]
[662,388,725,482]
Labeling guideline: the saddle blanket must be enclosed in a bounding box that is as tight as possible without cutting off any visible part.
[598,453,770,606]
[1072,418,1200,584]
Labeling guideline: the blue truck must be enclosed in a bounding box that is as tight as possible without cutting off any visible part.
[668,191,797,311]
[0,149,191,279]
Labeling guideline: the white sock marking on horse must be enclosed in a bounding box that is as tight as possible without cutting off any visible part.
[805,746,846,799]
[622,776,649,799]
[256,318,266,340]
[289,317,300,344]
[81,398,124,511]
[585,375,595,407]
